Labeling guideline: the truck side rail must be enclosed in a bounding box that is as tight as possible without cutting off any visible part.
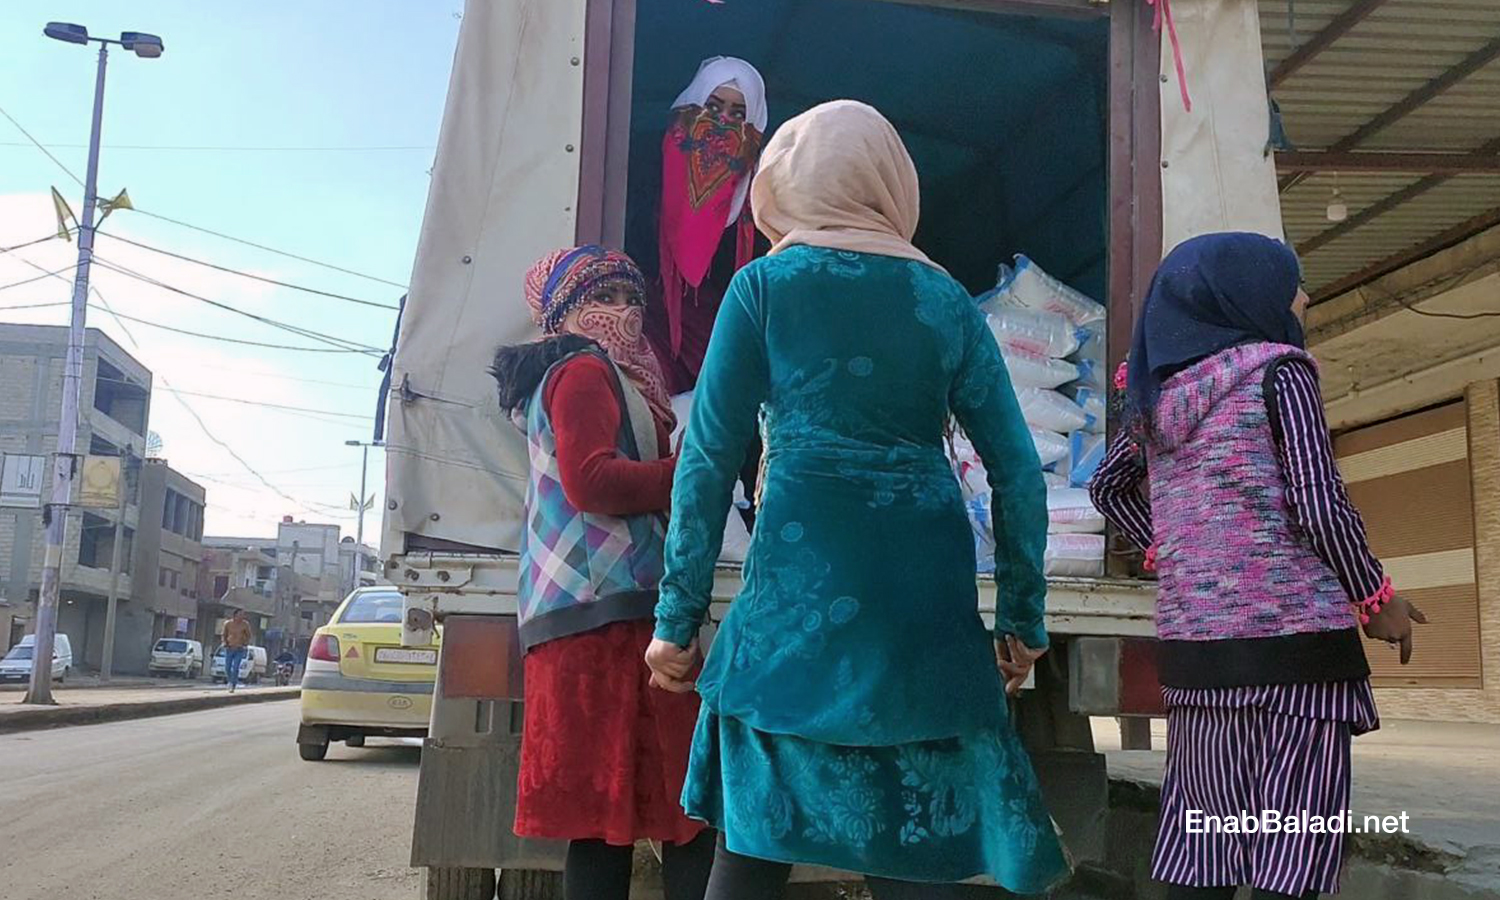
[394,552,1155,646]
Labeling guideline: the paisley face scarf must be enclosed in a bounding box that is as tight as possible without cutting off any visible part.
[658,58,768,358]
[525,245,676,431]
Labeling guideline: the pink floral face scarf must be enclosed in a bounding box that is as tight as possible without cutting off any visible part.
[658,97,763,357]
[524,246,676,431]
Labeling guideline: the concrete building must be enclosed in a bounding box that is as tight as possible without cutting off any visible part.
[339,538,383,597]
[197,544,283,654]
[118,460,207,671]
[0,325,152,669]
[0,325,209,673]
[278,520,344,605]
[202,518,347,656]
[1310,233,1500,725]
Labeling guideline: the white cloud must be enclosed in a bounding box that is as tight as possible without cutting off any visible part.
[1,191,388,539]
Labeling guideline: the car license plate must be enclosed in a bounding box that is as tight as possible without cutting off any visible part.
[375,647,436,665]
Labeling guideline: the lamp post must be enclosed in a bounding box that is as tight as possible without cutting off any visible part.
[344,440,383,588]
[26,23,164,705]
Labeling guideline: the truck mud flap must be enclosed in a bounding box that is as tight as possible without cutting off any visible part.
[411,736,566,871]
[412,615,566,871]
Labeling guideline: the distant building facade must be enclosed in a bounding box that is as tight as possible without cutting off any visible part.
[0,325,205,673]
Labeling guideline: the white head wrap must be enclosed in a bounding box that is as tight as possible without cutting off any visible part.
[670,56,769,226]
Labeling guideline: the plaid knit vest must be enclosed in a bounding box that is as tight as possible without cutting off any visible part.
[517,352,666,652]
[1146,343,1367,687]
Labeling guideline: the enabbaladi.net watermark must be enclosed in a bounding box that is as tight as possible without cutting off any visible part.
[1185,809,1411,836]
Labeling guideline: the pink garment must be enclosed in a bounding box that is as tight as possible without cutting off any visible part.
[658,107,760,362]
[1145,343,1356,642]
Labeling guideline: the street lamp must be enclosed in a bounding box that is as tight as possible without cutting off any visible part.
[345,440,384,584]
[25,23,163,706]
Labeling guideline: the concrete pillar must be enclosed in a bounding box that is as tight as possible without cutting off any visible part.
[1463,379,1500,721]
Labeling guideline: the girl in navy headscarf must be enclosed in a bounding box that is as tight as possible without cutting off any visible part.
[1091,232,1425,900]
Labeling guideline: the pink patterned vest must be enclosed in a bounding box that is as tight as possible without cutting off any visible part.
[1146,343,1356,643]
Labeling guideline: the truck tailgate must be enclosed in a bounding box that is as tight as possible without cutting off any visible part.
[393,552,1154,645]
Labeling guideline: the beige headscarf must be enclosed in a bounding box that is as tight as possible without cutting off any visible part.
[750,100,943,272]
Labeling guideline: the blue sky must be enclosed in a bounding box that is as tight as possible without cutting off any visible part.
[0,2,463,537]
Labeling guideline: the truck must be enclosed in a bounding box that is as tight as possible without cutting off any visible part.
[378,0,1288,896]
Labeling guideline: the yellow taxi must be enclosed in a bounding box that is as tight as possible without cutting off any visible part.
[296,587,439,761]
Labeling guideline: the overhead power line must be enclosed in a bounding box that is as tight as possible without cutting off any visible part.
[1,103,408,290]
[93,374,374,421]
[158,377,358,520]
[0,103,84,186]
[129,209,409,289]
[89,255,384,354]
[193,463,365,478]
[0,266,76,293]
[2,233,72,254]
[98,231,399,310]
[0,301,71,313]
[2,247,148,351]
[86,305,375,354]
[1,141,434,153]
[3,246,386,361]
[162,387,374,421]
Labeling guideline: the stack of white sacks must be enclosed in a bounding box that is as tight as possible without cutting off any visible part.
[952,256,1108,577]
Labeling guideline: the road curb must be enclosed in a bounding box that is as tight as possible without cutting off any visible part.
[0,689,301,735]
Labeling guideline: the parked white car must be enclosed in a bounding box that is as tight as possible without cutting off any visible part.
[149,638,204,679]
[0,634,74,683]
[211,645,268,684]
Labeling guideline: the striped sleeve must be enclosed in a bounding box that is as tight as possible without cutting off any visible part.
[1268,358,1386,602]
[1088,433,1154,551]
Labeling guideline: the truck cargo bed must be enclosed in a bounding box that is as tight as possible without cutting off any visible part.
[393,551,1154,639]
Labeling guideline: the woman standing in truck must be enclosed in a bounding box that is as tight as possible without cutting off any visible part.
[645,55,768,395]
[1089,232,1425,900]
[645,101,1069,899]
[490,246,713,900]
[639,56,770,532]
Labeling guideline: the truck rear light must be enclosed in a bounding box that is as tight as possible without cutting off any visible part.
[309,634,340,662]
[437,615,524,701]
[1068,636,1165,717]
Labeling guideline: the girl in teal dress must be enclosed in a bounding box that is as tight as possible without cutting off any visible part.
[644,100,1070,899]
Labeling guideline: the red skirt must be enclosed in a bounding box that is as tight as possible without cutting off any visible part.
[514,619,705,846]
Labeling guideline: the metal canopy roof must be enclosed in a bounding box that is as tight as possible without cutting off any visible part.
[1260,0,1500,302]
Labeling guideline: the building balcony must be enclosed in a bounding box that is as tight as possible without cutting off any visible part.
[216,585,278,618]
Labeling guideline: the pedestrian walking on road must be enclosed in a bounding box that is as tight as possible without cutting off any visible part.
[1090,232,1427,900]
[222,610,253,694]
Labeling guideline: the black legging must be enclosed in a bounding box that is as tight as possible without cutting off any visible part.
[1167,884,1321,900]
[564,830,716,900]
[704,834,972,900]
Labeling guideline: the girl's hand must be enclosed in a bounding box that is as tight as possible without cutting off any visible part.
[1362,595,1428,665]
[645,637,700,693]
[996,635,1046,697]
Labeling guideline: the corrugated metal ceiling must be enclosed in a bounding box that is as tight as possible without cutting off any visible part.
[1259,0,1500,299]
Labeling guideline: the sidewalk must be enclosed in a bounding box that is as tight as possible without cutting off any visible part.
[0,683,300,734]
[0,672,192,692]
[1093,717,1500,897]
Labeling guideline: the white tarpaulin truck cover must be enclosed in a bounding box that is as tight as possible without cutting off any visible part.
[1158,0,1286,254]
[385,0,1285,558]
[382,0,586,556]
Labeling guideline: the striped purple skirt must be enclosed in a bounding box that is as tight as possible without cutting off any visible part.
[1151,680,1379,896]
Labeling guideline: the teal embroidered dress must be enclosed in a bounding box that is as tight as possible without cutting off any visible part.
[655,246,1069,891]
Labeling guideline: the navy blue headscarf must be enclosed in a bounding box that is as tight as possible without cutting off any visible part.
[1126,232,1304,431]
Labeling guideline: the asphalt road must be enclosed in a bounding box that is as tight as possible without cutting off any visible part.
[0,702,423,900]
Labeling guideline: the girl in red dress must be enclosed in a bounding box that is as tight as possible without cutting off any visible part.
[490,246,713,900]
